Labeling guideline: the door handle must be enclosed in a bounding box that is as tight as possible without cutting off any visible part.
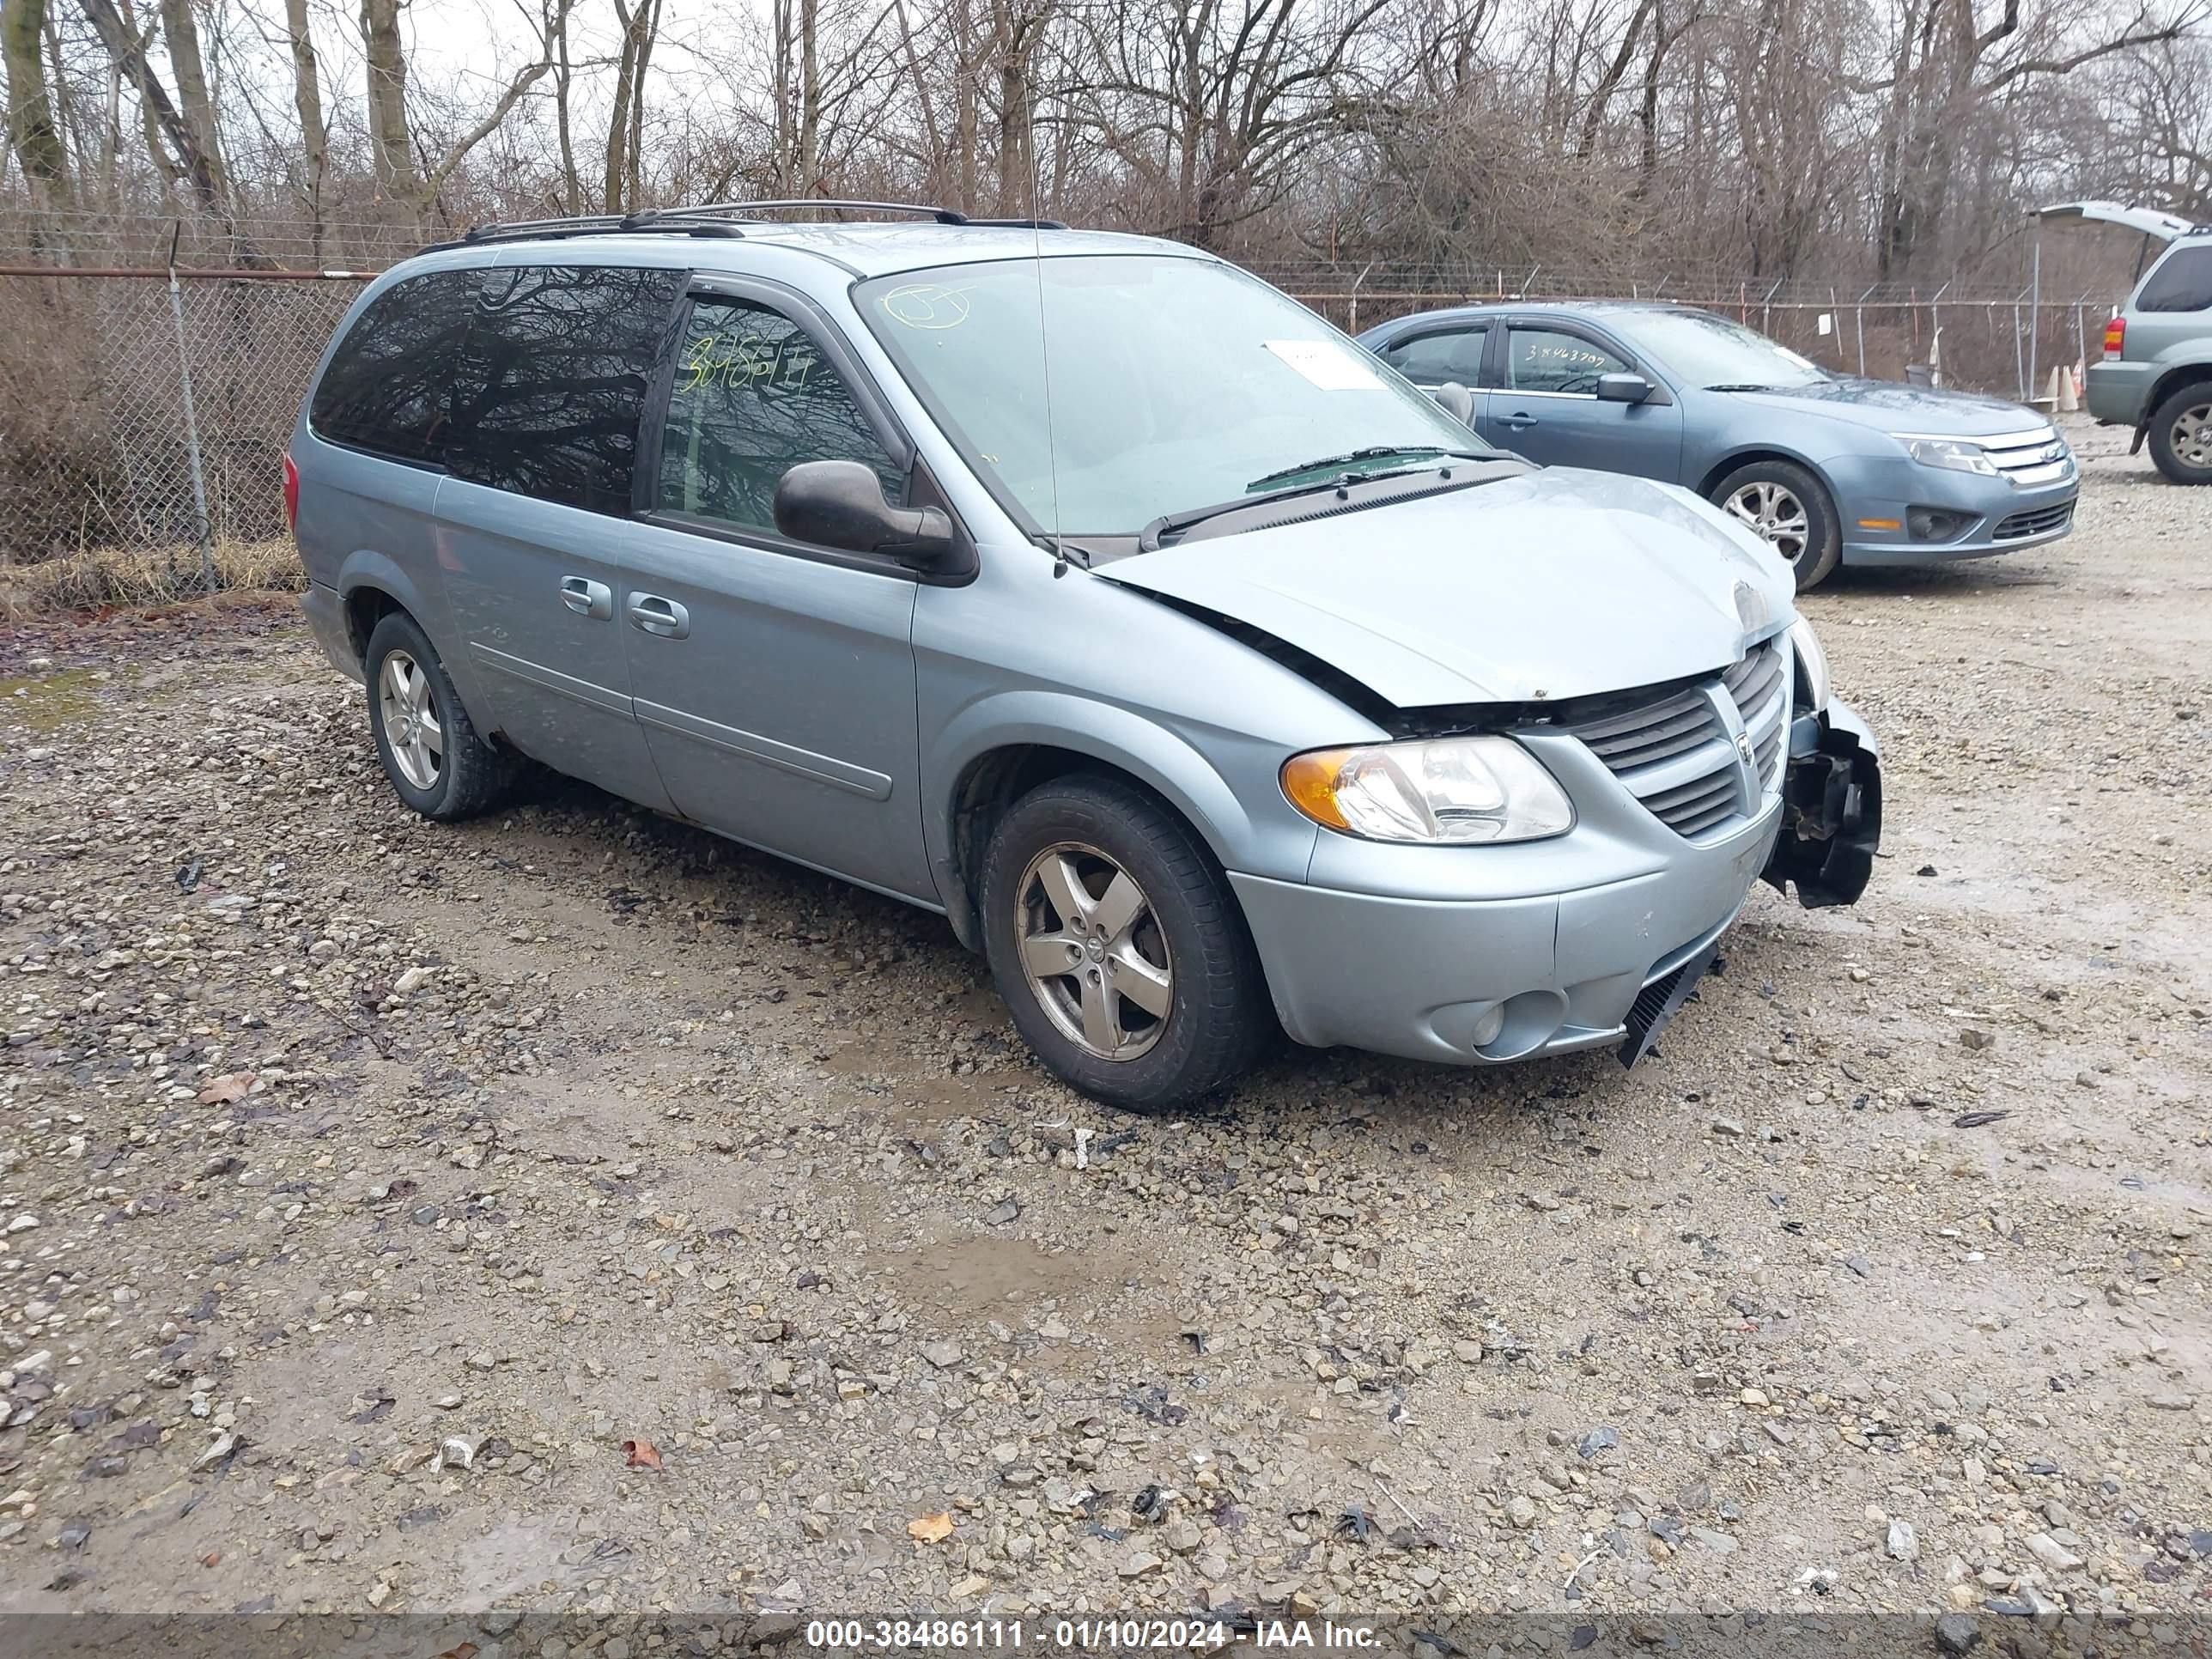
[1499,412,1540,430]
[561,576,612,619]
[626,592,690,640]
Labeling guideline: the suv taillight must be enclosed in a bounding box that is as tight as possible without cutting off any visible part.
[2103,316,2125,357]
[283,453,300,530]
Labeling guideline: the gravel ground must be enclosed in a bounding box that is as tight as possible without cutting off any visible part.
[1,416,2206,1637]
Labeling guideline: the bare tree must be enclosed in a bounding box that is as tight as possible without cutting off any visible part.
[281,0,325,254]
[79,0,274,258]
[360,0,411,201]
[1072,0,1396,245]
[158,0,230,208]
[605,0,663,210]
[4,0,2209,295]
[1867,0,2212,276]
[3,0,72,202]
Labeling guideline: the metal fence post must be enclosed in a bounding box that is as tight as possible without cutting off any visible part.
[2026,240,2040,407]
[165,225,219,592]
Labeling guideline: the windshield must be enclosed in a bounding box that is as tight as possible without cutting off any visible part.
[854,255,1490,538]
[1629,309,1830,390]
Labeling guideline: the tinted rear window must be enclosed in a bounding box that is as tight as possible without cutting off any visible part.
[446,264,686,513]
[309,267,483,462]
[2139,246,2212,313]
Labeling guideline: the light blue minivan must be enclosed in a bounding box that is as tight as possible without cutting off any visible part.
[289,204,1881,1109]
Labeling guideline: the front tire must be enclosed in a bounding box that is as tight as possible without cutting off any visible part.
[2147,383,2212,484]
[364,611,519,821]
[980,775,1271,1112]
[1711,459,1842,590]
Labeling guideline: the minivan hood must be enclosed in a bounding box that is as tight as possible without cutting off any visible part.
[1728,377,2051,438]
[1095,470,1794,708]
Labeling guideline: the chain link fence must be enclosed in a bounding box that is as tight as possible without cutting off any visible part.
[0,263,2123,583]
[1276,266,2121,396]
[0,269,363,581]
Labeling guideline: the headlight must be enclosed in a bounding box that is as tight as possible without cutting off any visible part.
[1281,735,1573,844]
[1900,436,1998,477]
[1789,617,1831,710]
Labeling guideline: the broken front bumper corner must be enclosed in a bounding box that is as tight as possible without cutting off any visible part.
[1764,698,1882,908]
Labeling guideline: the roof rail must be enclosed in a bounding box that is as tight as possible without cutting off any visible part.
[420,212,746,253]
[425,198,1069,255]
[678,198,969,224]
[659,199,1066,229]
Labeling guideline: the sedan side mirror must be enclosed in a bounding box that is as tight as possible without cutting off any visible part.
[1425,380,1476,425]
[775,459,956,570]
[1595,372,1654,404]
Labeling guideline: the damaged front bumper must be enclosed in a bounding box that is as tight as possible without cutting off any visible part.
[1619,699,1885,1062]
[1228,697,1882,1071]
[1763,697,1882,908]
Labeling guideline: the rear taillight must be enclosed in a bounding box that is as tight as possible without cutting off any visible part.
[2103,316,2125,357]
[283,453,300,530]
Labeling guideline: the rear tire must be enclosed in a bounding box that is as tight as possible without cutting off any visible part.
[364,611,520,821]
[2146,382,2212,484]
[1711,459,1842,590]
[980,775,1271,1112]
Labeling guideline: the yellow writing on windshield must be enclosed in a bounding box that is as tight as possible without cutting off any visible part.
[880,283,975,330]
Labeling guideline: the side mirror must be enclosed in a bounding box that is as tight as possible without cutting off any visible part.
[1595,372,1654,404]
[774,459,956,570]
[1426,381,1476,425]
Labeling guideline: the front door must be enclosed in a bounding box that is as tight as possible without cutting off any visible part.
[617,283,933,902]
[1371,324,1491,430]
[1487,323,1684,480]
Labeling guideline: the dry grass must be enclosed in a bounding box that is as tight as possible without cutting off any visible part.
[0,538,304,622]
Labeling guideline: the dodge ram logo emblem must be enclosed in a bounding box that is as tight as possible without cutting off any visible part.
[1735,732,1755,764]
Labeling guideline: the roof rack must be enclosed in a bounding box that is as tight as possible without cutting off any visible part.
[426,198,1068,254]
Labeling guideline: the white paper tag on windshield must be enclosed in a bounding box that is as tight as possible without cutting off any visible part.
[1263,338,1385,392]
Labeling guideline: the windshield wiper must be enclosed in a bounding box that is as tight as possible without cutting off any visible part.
[1141,455,1518,551]
[1243,445,1486,491]
[1703,383,1778,392]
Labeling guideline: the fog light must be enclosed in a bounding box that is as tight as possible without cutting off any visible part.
[1906,507,1968,542]
[1467,1003,1506,1048]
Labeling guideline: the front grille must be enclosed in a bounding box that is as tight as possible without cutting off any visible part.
[1557,639,1791,839]
[1981,426,2075,488]
[1993,500,2075,540]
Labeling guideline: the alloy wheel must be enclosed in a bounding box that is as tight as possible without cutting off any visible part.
[377,649,445,791]
[1723,481,1811,562]
[1015,842,1174,1061]
[2172,402,2212,469]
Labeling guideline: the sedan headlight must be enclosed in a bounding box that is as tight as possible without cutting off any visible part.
[1789,617,1831,711]
[1900,435,1999,477]
[1281,736,1573,844]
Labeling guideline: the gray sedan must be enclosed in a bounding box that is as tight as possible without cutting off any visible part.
[1358,302,2079,588]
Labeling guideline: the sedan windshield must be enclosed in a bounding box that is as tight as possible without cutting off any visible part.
[854,256,1491,538]
[1628,309,1830,391]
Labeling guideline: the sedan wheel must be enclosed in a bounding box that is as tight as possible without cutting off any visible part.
[376,648,445,791]
[1723,480,1811,563]
[1015,842,1174,1061]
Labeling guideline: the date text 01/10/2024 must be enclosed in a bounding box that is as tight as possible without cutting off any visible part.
[799,1619,1381,1650]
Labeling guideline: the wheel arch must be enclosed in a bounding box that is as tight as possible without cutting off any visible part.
[334,550,501,739]
[927,698,1270,951]
[2145,363,2212,422]
[1695,446,1834,501]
